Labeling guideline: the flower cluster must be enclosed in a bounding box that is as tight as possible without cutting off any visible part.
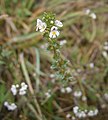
[85,9,97,19]
[4,82,28,111]
[4,101,17,111]
[36,14,63,39]
[11,82,28,96]
[36,12,72,86]
[19,82,28,95]
[73,106,98,119]
[60,86,72,93]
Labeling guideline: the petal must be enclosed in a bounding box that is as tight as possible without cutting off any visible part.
[56,31,60,36]
[51,26,58,31]
[40,28,45,32]
[55,20,63,27]
[37,19,42,24]
[49,32,53,38]
[52,34,56,38]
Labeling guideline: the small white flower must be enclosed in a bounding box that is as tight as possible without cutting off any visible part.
[65,87,72,93]
[89,63,94,68]
[16,84,19,88]
[60,40,67,46]
[60,88,66,93]
[39,22,47,32]
[4,101,17,111]
[55,20,63,27]
[90,13,96,19]
[11,85,17,96]
[102,51,108,58]
[74,91,82,98]
[66,113,71,118]
[4,101,9,106]
[19,89,26,95]
[9,103,17,111]
[85,9,91,15]
[94,109,98,115]
[50,74,55,78]
[19,82,28,95]
[73,106,79,114]
[45,92,51,98]
[49,26,60,38]
[88,110,94,117]
[21,82,28,90]
[36,19,43,31]
[82,96,87,101]
[36,19,47,32]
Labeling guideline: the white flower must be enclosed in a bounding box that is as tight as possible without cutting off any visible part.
[45,92,51,98]
[21,82,28,90]
[4,101,9,106]
[16,84,19,88]
[19,89,26,95]
[65,87,72,93]
[11,85,17,96]
[36,19,47,32]
[73,106,79,114]
[9,103,17,111]
[74,91,82,98]
[55,20,63,27]
[90,13,96,19]
[85,9,91,15]
[66,113,71,118]
[89,63,94,68]
[49,26,60,38]
[88,110,94,117]
[94,109,98,115]
[82,96,87,101]
[4,101,17,111]
[19,82,28,95]
[60,88,66,93]
[60,40,67,46]
[50,74,55,78]
[102,51,108,58]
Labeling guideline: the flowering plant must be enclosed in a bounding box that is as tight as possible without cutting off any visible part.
[36,12,99,120]
[36,12,72,86]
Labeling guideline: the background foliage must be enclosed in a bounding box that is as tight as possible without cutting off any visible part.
[0,0,108,120]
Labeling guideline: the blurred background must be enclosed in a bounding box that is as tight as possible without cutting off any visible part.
[0,0,108,120]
